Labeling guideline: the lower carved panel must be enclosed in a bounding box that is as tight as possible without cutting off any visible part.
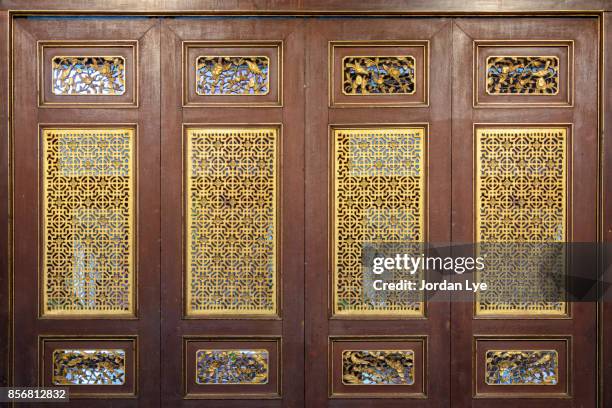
[330,337,425,398]
[474,336,569,398]
[40,337,136,398]
[183,337,280,399]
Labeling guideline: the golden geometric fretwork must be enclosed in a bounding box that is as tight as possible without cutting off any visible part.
[42,128,134,316]
[333,128,425,316]
[475,128,567,316]
[185,128,278,316]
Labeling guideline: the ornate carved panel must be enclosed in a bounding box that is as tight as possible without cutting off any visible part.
[474,337,569,397]
[196,349,269,384]
[183,337,280,398]
[329,41,428,107]
[475,127,568,316]
[41,128,135,317]
[185,127,278,317]
[486,56,559,95]
[342,350,414,385]
[183,42,282,106]
[485,350,558,385]
[53,349,126,385]
[330,337,426,398]
[52,56,126,95]
[342,56,416,95]
[196,56,269,95]
[332,127,425,316]
[38,42,137,107]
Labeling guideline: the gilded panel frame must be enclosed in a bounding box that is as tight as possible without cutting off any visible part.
[329,124,429,319]
[38,124,139,319]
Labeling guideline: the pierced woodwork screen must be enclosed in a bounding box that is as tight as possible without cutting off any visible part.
[485,350,558,385]
[42,128,135,316]
[195,349,269,385]
[486,56,559,95]
[52,56,126,96]
[185,128,278,317]
[195,56,270,96]
[475,128,567,315]
[332,127,425,316]
[52,349,126,385]
[342,350,415,385]
[342,56,416,95]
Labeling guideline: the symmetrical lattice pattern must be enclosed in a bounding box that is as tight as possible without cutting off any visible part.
[485,350,558,385]
[333,128,425,316]
[186,128,277,316]
[52,56,126,95]
[196,349,269,384]
[342,350,414,385]
[342,56,415,95]
[42,129,134,316]
[196,56,269,95]
[486,56,559,95]
[53,349,126,385]
[476,128,567,315]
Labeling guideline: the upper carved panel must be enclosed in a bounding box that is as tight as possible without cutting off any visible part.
[196,56,270,96]
[342,56,416,95]
[486,56,559,95]
[52,56,126,96]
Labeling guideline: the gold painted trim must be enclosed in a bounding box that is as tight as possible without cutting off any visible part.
[329,335,427,399]
[472,335,571,399]
[329,124,429,319]
[473,40,574,108]
[37,41,138,108]
[329,41,429,108]
[194,55,271,96]
[182,41,282,107]
[340,55,417,96]
[182,124,282,319]
[182,336,282,400]
[38,335,138,399]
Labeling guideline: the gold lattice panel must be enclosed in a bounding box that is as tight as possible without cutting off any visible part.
[42,128,134,316]
[185,128,278,316]
[475,128,567,316]
[333,128,425,316]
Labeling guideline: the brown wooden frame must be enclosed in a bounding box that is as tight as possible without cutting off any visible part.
[0,2,610,407]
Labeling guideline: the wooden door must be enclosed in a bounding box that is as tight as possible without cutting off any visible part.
[305,18,453,407]
[11,16,161,406]
[159,17,305,406]
[451,17,599,407]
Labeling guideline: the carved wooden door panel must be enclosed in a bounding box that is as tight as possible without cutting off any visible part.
[451,17,599,407]
[159,18,305,406]
[305,18,453,407]
[11,17,161,406]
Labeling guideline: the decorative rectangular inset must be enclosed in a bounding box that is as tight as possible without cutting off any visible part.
[52,56,126,95]
[196,56,269,96]
[486,56,559,95]
[485,350,558,385]
[196,349,269,385]
[342,350,414,385]
[42,128,134,316]
[185,128,277,316]
[52,349,126,385]
[475,127,567,315]
[342,56,416,95]
[333,128,425,316]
